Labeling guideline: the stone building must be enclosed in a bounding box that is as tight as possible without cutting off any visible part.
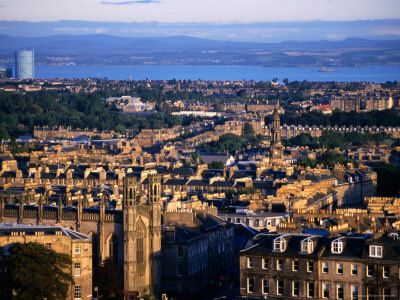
[240,232,400,300]
[0,174,164,299]
[162,210,235,297]
[0,223,92,300]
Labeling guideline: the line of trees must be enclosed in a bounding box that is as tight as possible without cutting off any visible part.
[275,109,400,128]
[283,131,393,150]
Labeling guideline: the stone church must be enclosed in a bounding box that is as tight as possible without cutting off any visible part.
[0,173,163,299]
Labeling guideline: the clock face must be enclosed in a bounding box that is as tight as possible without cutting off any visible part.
[274,151,278,155]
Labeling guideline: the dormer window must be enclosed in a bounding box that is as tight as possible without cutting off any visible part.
[331,238,343,254]
[369,245,383,258]
[301,237,314,254]
[274,236,287,252]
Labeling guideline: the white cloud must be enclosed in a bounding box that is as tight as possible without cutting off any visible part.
[0,0,399,23]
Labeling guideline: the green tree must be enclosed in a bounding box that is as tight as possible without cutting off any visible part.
[242,122,255,137]
[94,257,123,300]
[0,242,73,300]
[317,151,355,168]
[208,161,225,169]
[297,157,317,168]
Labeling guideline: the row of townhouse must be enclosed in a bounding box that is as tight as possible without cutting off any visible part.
[240,232,400,300]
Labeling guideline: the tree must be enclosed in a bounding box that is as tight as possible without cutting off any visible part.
[374,162,400,196]
[94,257,123,300]
[242,122,255,137]
[0,242,73,300]
[208,161,225,169]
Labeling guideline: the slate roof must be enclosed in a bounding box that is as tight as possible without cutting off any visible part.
[0,223,90,240]
[241,233,325,259]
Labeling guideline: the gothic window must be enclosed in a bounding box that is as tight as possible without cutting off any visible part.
[136,220,145,264]
[108,234,118,261]
[137,237,144,263]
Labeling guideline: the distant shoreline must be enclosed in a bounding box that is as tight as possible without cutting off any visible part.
[33,64,400,83]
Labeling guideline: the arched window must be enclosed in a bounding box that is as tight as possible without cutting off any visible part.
[137,221,145,264]
[107,234,119,261]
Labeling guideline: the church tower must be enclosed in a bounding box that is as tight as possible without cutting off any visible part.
[122,174,162,299]
[270,104,283,162]
[148,174,162,296]
[123,175,138,299]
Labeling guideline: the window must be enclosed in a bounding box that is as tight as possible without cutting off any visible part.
[262,258,269,269]
[137,237,143,264]
[307,261,314,272]
[277,259,283,270]
[247,257,253,268]
[337,263,343,274]
[45,243,52,249]
[383,266,390,278]
[351,264,358,275]
[247,278,254,293]
[262,279,269,294]
[367,287,375,300]
[351,286,358,300]
[276,279,283,295]
[322,283,329,298]
[177,246,183,258]
[292,281,299,297]
[74,285,81,299]
[322,262,329,273]
[177,264,183,276]
[292,260,299,272]
[74,245,81,254]
[74,262,81,276]
[369,245,383,258]
[301,238,314,254]
[331,238,343,254]
[383,288,390,300]
[307,282,314,298]
[337,284,344,300]
[274,236,287,252]
[367,265,373,277]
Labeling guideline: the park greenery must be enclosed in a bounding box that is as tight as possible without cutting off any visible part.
[0,91,206,140]
[0,242,73,300]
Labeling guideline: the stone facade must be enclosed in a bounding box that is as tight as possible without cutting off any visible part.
[0,224,92,300]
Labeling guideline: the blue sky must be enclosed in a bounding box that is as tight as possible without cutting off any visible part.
[0,0,399,23]
[0,0,399,42]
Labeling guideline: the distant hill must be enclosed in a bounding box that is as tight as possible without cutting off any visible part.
[0,34,399,67]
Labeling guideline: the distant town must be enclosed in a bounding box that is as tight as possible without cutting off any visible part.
[1,68,400,300]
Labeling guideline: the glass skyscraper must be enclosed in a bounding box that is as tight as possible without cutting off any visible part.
[15,49,34,79]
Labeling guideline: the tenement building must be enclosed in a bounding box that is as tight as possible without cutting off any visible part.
[0,223,92,300]
[240,232,400,300]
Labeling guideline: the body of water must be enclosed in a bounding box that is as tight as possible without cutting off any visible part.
[35,65,400,83]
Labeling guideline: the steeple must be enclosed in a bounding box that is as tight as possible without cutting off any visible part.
[270,101,283,162]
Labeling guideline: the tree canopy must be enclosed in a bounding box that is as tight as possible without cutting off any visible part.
[0,242,73,300]
[94,257,123,300]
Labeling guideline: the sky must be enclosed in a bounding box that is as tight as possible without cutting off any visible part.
[0,0,399,23]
